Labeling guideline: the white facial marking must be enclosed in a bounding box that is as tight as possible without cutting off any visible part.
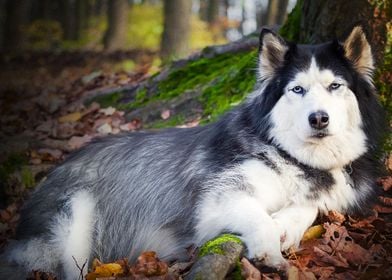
[269,57,367,169]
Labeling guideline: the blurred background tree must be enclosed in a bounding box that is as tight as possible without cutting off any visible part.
[0,0,295,59]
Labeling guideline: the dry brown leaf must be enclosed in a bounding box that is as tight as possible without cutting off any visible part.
[313,247,349,268]
[327,210,345,225]
[37,148,63,161]
[241,258,261,280]
[378,176,392,192]
[130,251,168,277]
[374,205,392,214]
[68,135,92,150]
[379,196,392,206]
[310,266,335,280]
[287,265,316,280]
[322,223,370,266]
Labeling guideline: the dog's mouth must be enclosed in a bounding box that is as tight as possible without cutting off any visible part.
[313,132,328,138]
[310,131,330,139]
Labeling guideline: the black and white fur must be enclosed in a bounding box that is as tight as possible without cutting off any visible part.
[1,26,384,279]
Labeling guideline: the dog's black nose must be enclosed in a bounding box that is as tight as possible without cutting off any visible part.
[308,111,329,130]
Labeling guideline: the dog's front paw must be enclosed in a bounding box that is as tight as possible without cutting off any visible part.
[276,222,304,252]
[242,230,288,270]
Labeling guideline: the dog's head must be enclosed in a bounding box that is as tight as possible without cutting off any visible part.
[251,26,383,170]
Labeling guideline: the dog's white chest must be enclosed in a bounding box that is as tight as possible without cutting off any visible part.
[241,158,358,214]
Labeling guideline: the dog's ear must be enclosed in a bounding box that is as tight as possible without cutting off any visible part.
[258,29,289,81]
[343,25,374,80]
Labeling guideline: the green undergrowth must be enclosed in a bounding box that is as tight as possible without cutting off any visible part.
[279,0,303,42]
[198,234,242,258]
[0,153,35,189]
[158,51,257,122]
[146,114,186,129]
[0,154,28,183]
[93,50,257,127]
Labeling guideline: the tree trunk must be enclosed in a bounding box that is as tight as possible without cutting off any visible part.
[265,0,279,26]
[299,0,389,64]
[160,0,192,61]
[2,0,30,51]
[207,0,220,25]
[61,0,78,40]
[276,0,289,25]
[103,0,129,51]
[199,0,208,21]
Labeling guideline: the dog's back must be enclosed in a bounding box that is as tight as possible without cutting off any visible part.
[4,127,214,278]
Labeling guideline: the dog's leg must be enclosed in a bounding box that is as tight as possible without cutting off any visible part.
[52,191,96,280]
[197,193,287,269]
[271,206,318,251]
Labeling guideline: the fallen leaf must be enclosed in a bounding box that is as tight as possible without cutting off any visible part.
[378,176,392,192]
[58,112,82,123]
[374,205,392,214]
[99,107,116,116]
[130,251,168,277]
[310,266,335,280]
[287,265,316,280]
[68,135,92,150]
[327,210,345,225]
[302,225,325,242]
[322,223,370,266]
[37,148,63,161]
[82,71,102,85]
[313,247,349,268]
[379,196,392,206]
[86,260,124,280]
[241,258,261,280]
[97,123,112,134]
[161,109,171,120]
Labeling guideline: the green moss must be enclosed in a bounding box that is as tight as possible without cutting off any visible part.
[230,259,244,280]
[90,49,257,126]
[157,50,257,123]
[0,153,28,183]
[117,88,149,111]
[146,114,186,129]
[21,167,35,188]
[279,0,303,42]
[198,234,243,258]
[93,92,122,108]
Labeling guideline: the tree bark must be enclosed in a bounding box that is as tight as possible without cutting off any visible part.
[61,0,79,41]
[160,0,192,61]
[103,0,129,51]
[265,0,279,26]
[276,0,289,25]
[207,0,220,25]
[299,0,389,64]
[2,0,30,51]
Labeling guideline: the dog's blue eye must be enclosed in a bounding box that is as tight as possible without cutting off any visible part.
[329,83,341,90]
[291,86,305,95]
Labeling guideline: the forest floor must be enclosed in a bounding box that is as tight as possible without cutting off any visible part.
[0,51,391,280]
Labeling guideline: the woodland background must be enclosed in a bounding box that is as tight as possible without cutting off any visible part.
[0,0,391,279]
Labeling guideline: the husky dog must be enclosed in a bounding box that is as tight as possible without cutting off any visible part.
[1,25,384,279]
